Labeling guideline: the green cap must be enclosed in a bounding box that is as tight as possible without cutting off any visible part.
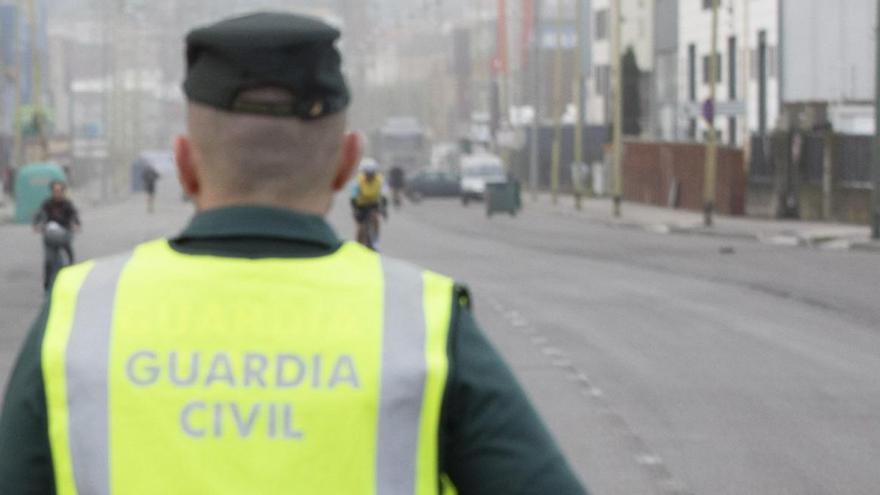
[183,12,350,119]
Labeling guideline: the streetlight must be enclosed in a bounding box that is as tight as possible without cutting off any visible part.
[573,0,587,209]
[550,0,564,205]
[611,0,623,217]
[703,0,720,227]
[529,0,542,200]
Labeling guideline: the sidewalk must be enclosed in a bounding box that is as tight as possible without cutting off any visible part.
[528,193,879,252]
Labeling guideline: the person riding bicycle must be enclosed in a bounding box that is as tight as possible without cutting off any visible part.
[350,158,387,249]
[32,180,81,290]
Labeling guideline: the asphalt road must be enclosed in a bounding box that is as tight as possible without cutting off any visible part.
[2,185,879,495]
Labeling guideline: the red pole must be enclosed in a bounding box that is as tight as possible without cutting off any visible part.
[521,0,534,69]
[497,0,509,75]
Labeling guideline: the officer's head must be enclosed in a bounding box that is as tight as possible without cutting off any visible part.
[175,12,361,214]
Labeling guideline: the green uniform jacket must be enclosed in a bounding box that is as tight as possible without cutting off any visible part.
[0,206,588,494]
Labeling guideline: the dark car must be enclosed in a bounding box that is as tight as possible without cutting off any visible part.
[405,170,461,201]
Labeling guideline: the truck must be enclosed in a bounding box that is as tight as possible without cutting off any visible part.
[374,117,430,174]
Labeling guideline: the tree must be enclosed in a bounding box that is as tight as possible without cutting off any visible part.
[621,47,642,136]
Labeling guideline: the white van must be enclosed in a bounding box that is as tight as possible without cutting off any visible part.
[460,152,507,205]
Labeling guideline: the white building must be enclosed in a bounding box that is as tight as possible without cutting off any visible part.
[677,0,780,146]
[780,0,877,134]
[587,0,654,126]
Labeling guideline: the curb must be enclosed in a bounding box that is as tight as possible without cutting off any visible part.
[851,241,880,253]
[527,199,878,253]
[545,205,879,253]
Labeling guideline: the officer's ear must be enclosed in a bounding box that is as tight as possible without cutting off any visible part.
[331,131,362,192]
[175,135,201,199]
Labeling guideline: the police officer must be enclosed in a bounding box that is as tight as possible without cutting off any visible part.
[0,12,588,494]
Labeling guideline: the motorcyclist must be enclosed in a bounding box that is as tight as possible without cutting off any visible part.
[32,180,81,290]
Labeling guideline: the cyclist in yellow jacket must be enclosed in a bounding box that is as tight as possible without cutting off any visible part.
[350,158,388,249]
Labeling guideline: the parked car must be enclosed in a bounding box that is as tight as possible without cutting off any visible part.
[405,170,461,201]
[460,152,507,205]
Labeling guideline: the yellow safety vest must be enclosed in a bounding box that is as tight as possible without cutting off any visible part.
[43,239,457,494]
[356,174,384,207]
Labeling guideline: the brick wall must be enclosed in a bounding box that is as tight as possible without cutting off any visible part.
[623,140,747,215]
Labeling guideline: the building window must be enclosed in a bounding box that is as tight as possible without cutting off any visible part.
[768,46,778,79]
[688,44,697,101]
[595,65,610,96]
[702,0,717,10]
[728,116,737,146]
[702,54,722,84]
[750,48,758,81]
[728,36,737,99]
[595,9,608,40]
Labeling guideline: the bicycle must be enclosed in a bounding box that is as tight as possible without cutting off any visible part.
[356,207,382,250]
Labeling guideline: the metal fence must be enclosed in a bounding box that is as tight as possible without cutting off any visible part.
[835,135,873,187]
[749,132,873,187]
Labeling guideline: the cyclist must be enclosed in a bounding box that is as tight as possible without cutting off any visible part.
[350,158,387,249]
[32,180,81,290]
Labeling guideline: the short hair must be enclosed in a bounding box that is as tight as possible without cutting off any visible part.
[187,87,346,202]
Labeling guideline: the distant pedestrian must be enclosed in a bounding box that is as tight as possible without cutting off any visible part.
[388,165,406,207]
[142,163,160,213]
[2,167,13,198]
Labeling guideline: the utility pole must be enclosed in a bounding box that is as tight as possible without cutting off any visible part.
[873,0,880,239]
[703,0,719,227]
[529,0,542,200]
[573,0,586,209]
[550,0,564,205]
[497,0,512,169]
[497,0,510,127]
[26,0,47,161]
[611,0,623,217]
[10,0,23,170]
[741,0,751,170]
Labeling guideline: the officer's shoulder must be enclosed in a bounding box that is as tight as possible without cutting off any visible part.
[372,250,470,306]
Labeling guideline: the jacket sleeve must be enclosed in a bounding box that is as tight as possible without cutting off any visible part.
[441,287,589,495]
[67,201,81,227]
[32,201,48,227]
[0,303,56,494]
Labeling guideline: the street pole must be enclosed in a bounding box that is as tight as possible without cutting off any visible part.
[529,0,542,200]
[703,0,719,227]
[498,0,510,127]
[611,0,623,217]
[573,0,585,209]
[551,0,564,205]
[27,0,47,160]
[741,0,751,170]
[873,0,880,239]
[497,0,513,170]
[10,0,23,170]
[101,0,110,201]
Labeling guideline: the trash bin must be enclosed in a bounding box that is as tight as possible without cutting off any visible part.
[486,180,521,217]
[14,162,67,225]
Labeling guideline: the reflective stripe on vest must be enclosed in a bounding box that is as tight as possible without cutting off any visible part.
[43,240,454,494]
